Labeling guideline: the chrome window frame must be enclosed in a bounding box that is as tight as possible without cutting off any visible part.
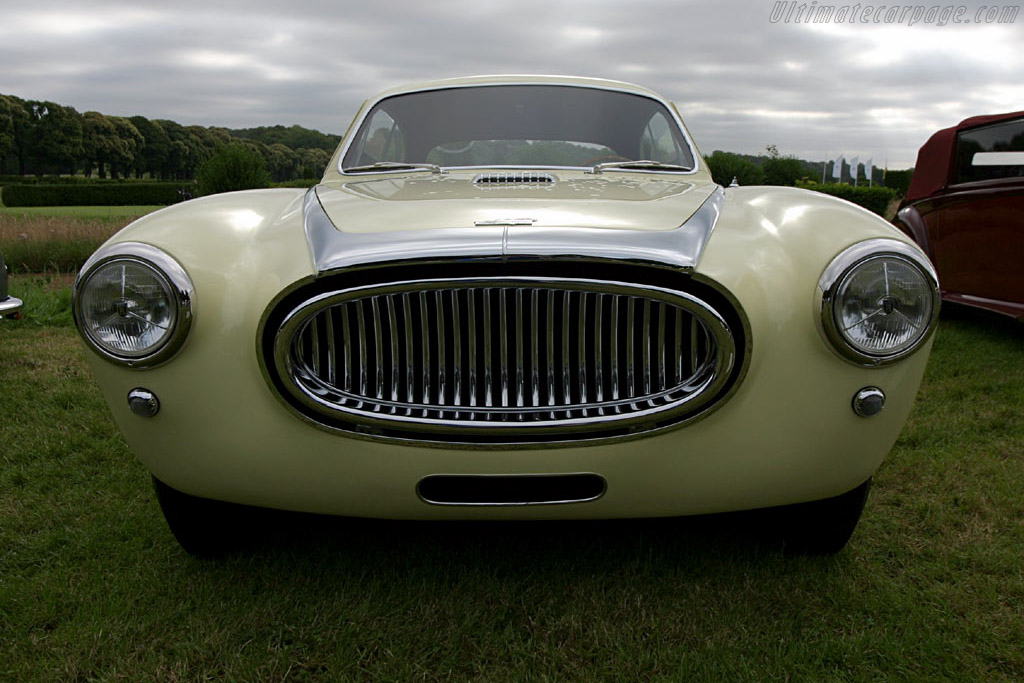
[336,81,702,178]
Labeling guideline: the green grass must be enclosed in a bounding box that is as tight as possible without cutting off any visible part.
[1,282,1022,680]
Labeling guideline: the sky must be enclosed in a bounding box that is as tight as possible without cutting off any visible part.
[0,0,1021,168]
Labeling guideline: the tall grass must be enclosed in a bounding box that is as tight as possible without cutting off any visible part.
[0,215,132,273]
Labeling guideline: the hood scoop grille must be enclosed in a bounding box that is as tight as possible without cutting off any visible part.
[473,172,556,186]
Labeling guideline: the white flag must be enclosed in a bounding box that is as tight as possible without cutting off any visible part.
[831,155,843,180]
[864,158,873,184]
[849,156,860,180]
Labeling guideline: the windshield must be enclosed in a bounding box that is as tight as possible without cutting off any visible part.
[341,85,695,172]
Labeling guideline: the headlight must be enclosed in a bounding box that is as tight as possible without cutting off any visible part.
[73,243,194,368]
[818,239,939,366]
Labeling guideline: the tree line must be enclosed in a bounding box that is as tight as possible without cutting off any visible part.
[0,93,339,182]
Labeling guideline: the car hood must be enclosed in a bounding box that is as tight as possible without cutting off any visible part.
[315,172,717,233]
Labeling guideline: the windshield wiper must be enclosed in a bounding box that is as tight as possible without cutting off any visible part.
[343,161,447,174]
[586,160,693,174]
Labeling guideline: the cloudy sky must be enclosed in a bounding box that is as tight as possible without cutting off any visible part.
[1,0,1021,167]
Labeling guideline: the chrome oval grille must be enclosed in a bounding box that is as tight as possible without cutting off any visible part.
[268,276,738,444]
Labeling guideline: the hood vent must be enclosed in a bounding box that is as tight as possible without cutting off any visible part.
[473,172,556,186]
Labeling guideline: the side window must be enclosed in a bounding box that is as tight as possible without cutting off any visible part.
[954,117,1024,184]
[638,112,685,164]
[352,109,405,165]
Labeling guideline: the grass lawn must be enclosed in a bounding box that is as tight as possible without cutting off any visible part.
[1,277,1022,681]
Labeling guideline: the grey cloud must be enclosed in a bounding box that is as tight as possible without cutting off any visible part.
[0,0,1019,166]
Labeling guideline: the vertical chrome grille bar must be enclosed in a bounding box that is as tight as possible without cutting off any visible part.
[419,291,431,405]
[342,302,352,392]
[546,289,555,409]
[691,316,699,378]
[642,299,651,397]
[610,295,619,402]
[515,288,524,411]
[483,288,492,408]
[309,314,321,378]
[657,303,667,393]
[452,289,462,408]
[386,296,398,404]
[371,297,384,401]
[625,297,636,399]
[530,289,540,408]
[561,290,571,407]
[468,289,477,409]
[577,291,587,407]
[499,288,509,408]
[403,293,415,406]
[594,294,604,405]
[436,290,446,407]
[324,307,336,386]
[356,301,367,397]
[675,308,684,386]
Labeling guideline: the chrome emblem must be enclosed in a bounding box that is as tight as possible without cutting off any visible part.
[473,218,537,227]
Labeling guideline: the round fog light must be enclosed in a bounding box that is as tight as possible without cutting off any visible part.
[128,388,160,417]
[852,387,885,417]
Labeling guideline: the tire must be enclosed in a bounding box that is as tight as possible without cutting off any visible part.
[778,478,872,555]
[152,477,250,557]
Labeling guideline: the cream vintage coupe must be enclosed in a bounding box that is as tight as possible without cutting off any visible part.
[73,76,939,555]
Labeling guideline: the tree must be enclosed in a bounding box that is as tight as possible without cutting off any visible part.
[196,144,271,195]
[762,144,804,186]
[0,95,29,173]
[130,116,170,178]
[704,150,764,187]
[265,143,301,182]
[156,120,203,179]
[298,147,332,179]
[108,116,144,178]
[82,111,122,178]
[23,101,84,175]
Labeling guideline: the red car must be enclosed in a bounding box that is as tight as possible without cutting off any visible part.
[895,111,1024,320]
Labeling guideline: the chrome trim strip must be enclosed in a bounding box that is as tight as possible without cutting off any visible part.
[301,186,724,275]
[416,472,607,507]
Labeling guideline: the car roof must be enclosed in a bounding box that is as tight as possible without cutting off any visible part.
[369,75,664,100]
[905,109,1024,203]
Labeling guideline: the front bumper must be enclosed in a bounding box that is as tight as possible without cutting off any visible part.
[85,321,931,520]
[0,295,23,320]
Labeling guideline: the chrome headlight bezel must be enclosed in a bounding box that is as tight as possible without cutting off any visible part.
[817,239,940,367]
[73,242,194,368]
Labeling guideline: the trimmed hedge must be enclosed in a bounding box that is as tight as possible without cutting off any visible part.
[1,182,193,207]
[797,182,897,217]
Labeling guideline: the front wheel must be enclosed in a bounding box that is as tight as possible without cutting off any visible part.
[777,479,872,555]
[152,477,251,557]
